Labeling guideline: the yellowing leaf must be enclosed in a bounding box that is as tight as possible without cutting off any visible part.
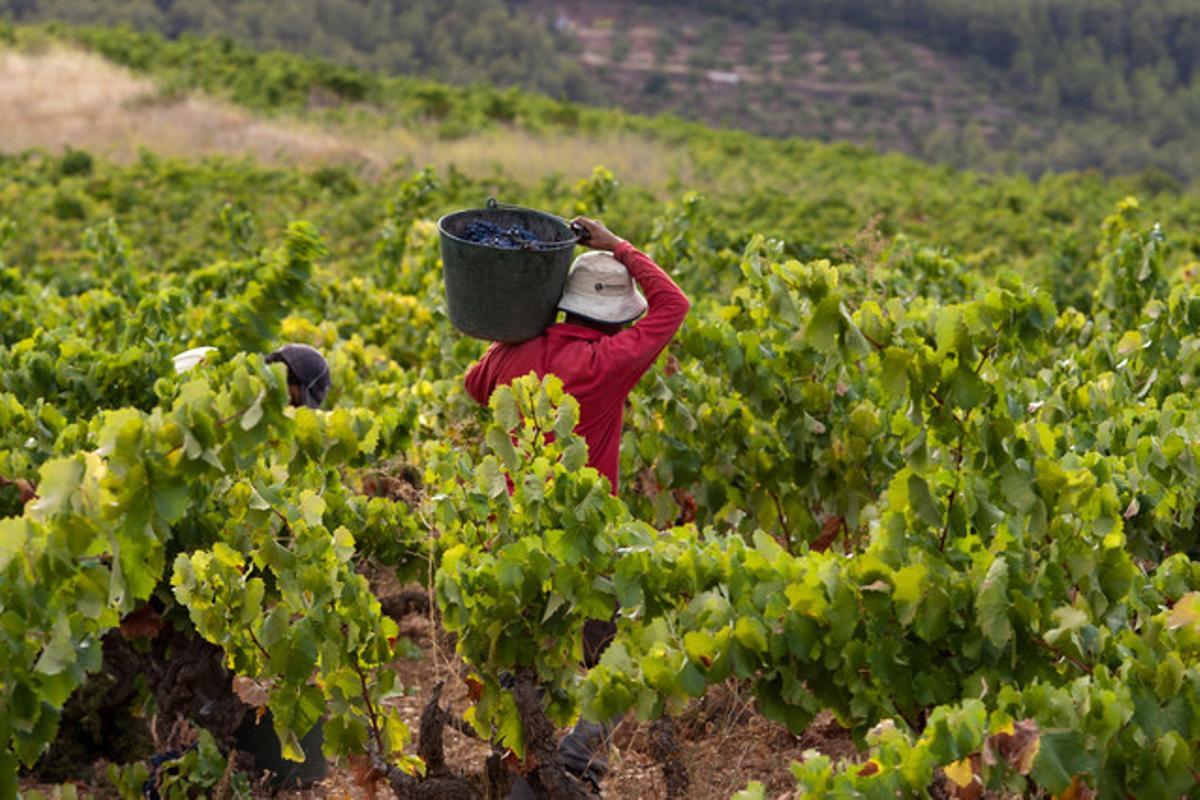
[28,456,85,520]
[299,491,326,526]
[944,757,975,788]
[0,518,32,571]
[1115,330,1143,357]
[734,616,769,652]
[892,563,928,626]
[1167,592,1200,632]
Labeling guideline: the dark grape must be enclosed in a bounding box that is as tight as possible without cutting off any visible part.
[461,219,546,249]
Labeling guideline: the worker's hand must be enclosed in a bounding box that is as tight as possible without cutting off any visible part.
[570,216,624,252]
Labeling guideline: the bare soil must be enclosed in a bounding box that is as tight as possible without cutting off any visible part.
[19,574,861,800]
[278,575,861,800]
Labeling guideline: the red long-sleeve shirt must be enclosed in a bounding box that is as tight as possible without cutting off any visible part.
[464,241,690,494]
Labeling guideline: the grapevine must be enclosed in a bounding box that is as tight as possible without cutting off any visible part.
[8,24,1200,800]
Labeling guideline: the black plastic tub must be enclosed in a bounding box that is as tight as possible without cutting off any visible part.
[235,711,326,789]
[438,200,579,344]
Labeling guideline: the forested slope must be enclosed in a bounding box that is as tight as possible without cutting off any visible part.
[5,0,1200,180]
[0,0,593,100]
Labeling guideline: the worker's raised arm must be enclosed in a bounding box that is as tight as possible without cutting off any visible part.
[610,240,690,351]
[570,217,690,387]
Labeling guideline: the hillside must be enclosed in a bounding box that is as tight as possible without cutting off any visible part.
[4,25,1199,280]
[4,0,1200,181]
[540,0,1023,162]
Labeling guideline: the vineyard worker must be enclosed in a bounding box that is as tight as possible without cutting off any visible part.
[170,342,333,786]
[173,343,332,409]
[264,343,332,408]
[464,216,689,798]
[464,216,691,495]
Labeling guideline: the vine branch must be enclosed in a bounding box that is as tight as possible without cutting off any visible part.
[1032,636,1094,676]
[767,489,793,552]
[247,628,271,662]
[353,655,388,756]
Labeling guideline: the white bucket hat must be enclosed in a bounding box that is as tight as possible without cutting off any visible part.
[557,251,648,324]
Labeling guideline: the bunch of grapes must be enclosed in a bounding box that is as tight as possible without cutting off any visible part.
[462,219,545,249]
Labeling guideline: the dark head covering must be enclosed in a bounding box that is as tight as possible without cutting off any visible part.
[265,344,331,409]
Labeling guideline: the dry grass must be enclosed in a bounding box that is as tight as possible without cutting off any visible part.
[0,47,689,186]
[389,126,688,188]
[0,48,375,167]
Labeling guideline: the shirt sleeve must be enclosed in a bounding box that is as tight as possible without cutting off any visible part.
[464,343,501,405]
[593,241,690,392]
